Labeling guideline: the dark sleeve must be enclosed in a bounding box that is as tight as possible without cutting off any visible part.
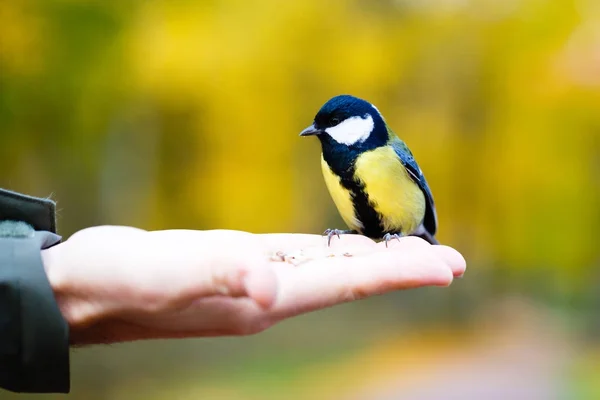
[0,188,70,393]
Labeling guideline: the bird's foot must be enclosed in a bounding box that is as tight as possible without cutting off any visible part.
[323,228,356,247]
[382,232,404,248]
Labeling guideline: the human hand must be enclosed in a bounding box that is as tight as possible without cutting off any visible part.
[41,226,466,345]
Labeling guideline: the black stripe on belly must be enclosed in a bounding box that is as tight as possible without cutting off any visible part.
[347,180,387,239]
[334,164,388,239]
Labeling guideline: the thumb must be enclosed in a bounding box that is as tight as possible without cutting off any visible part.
[242,264,278,309]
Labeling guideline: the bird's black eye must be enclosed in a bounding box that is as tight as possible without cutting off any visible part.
[330,117,340,125]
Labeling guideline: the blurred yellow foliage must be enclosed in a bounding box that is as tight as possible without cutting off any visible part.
[1,0,599,399]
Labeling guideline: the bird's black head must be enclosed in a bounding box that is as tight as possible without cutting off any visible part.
[299,95,389,151]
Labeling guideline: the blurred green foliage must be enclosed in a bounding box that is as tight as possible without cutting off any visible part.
[1,0,599,398]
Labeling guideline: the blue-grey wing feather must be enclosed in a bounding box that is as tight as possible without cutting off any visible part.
[390,139,438,237]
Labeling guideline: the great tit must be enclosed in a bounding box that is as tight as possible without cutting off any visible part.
[300,95,438,246]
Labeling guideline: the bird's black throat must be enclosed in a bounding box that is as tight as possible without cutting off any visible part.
[320,138,388,239]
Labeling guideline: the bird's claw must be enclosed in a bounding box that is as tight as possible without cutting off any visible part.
[383,233,403,248]
[323,228,353,247]
[324,228,341,247]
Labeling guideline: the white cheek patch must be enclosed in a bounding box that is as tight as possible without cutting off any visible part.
[325,114,374,146]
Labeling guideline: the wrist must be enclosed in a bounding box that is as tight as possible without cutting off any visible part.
[41,244,105,345]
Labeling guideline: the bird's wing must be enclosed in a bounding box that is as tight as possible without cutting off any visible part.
[389,137,438,239]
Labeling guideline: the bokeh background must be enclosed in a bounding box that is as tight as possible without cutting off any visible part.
[1,0,599,399]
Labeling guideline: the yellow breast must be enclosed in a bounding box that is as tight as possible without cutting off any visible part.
[354,146,425,234]
[320,155,364,232]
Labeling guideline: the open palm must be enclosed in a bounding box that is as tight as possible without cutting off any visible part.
[44,228,465,344]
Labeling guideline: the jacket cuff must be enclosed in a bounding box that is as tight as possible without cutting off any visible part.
[0,188,57,233]
[0,188,70,393]
[0,223,70,393]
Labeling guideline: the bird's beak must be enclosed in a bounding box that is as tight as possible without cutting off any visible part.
[299,124,323,137]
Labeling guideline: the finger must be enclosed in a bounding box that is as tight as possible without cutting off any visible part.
[258,233,376,252]
[139,230,278,309]
[195,242,278,310]
[271,245,454,318]
[243,266,278,309]
[122,296,272,337]
[375,237,466,278]
[431,245,466,277]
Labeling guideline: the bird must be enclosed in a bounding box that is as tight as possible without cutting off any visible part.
[299,94,438,247]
